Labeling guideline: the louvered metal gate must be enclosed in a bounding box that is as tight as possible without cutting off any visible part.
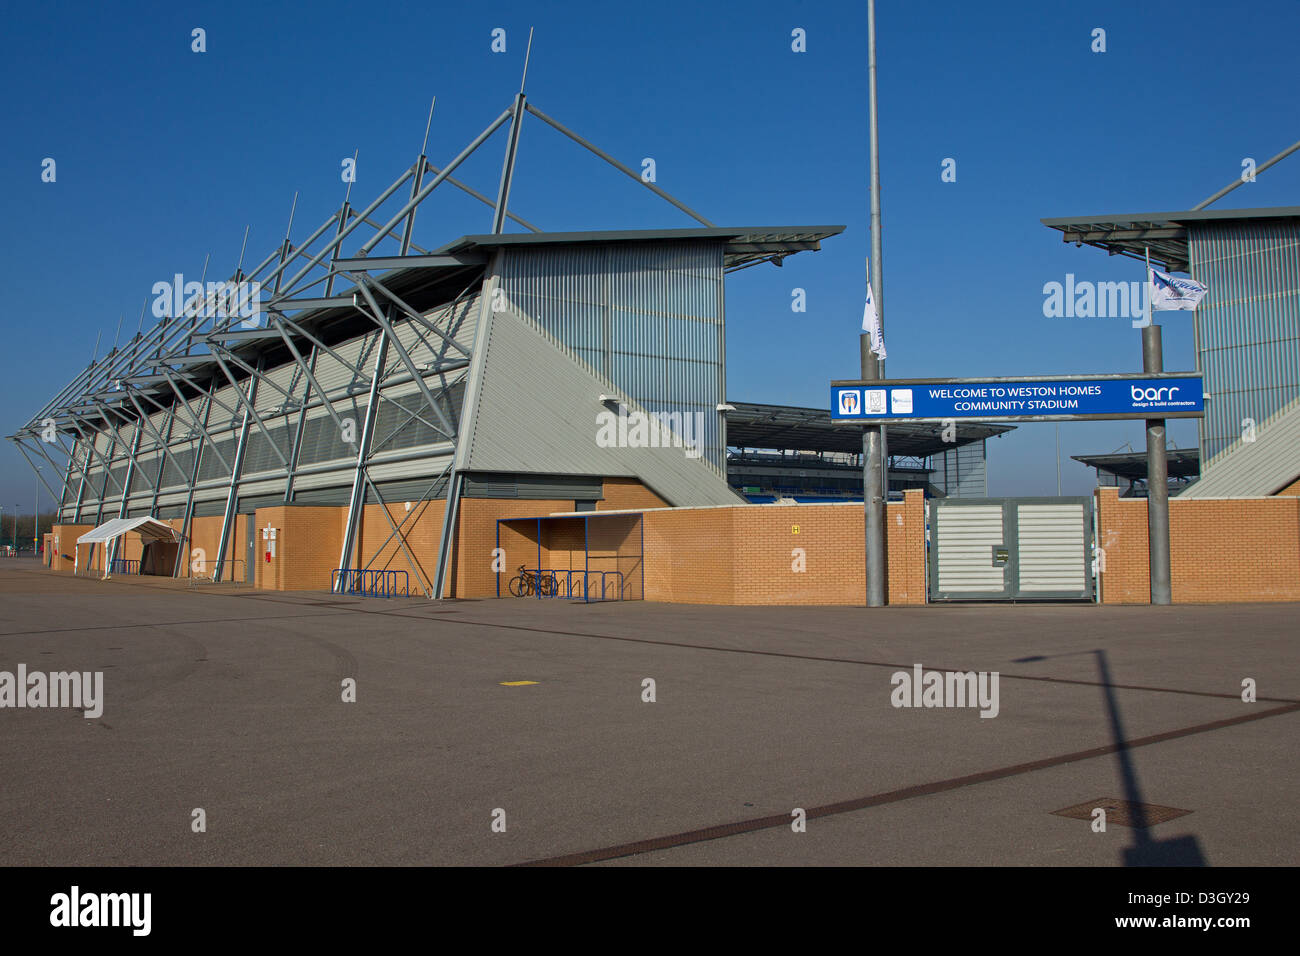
[929,497,1093,602]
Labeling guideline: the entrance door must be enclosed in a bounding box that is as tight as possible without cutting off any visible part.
[245,513,257,585]
[929,497,1092,602]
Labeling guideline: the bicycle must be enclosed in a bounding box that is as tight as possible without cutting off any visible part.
[508,565,558,597]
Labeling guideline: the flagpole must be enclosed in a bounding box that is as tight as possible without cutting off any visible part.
[862,0,887,607]
[1141,244,1172,605]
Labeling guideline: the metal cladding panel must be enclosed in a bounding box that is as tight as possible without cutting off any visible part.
[129,451,159,494]
[251,362,304,415]
[158,444,198,491]
[935,442,988,498]
[296,399,366,468]
[1016,504,1086,591]
[498,242,726,471]
[1190,220,1300,466]
[934,505,1005,593]
[288,485,352,506]
[463,304,740,507]
[240,419,294,478]
[289,466,366,493]
[366,448,456,484]
[369,475,453,502]
[208,383,245,433]
[196,436,238,483]
[390,294,480,363]
[1179,393,1300,497]
[311,331,381,397]
[463,473,601,500]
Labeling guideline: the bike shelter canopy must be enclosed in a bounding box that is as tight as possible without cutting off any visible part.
[496,511,645,601]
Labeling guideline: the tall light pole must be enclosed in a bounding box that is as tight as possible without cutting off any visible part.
[34,466,42,553]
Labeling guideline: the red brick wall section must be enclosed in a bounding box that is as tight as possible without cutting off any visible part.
[640,489,927,606]
[598,477,669,511]
[1277,476,1300,497]
[252,506,345,591]
[453,497,575,599]
[49,524,93,571]
[1095,486,1300,603]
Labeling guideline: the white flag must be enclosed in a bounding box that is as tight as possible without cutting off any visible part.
[1150,268,1207,311]
[861,284,886,358]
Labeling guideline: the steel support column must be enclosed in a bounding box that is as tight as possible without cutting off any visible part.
[213,363,260,583]
[334,333,389,586]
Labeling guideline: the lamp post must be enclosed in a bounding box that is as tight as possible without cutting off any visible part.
[34,466,42,554]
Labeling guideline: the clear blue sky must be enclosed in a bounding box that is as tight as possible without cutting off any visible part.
[3,0,1298,511]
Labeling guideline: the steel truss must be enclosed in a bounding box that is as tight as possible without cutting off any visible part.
[8,84,717,597]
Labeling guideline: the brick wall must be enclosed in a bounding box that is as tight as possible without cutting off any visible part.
[641,489,926,606]
[43,480,932,607]
[1095,486,1300,603]
[1278,476,1300,496]
[598,477,669,511]
[50,524,93,571]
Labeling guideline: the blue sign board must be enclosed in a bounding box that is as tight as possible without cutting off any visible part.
[830,374,1203,423]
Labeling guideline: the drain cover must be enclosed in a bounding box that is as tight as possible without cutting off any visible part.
[1052,797,1192,828]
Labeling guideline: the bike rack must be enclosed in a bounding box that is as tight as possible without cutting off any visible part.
[330,568,411,598]
[108,558,140,575]
[517,569,625,602]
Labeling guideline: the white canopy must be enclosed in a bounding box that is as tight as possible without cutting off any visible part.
[77,516,180,545]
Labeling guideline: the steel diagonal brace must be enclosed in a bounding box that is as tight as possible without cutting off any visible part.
[361,473,436,598]
[369,383,465,454]
[207,352,291,470]
[350,281,458,443]
[266,316,356,444]
[12,439,64,502]
[154,371,234,474]
[360,278,473,359]
[64,410,130,498]
[24,435,79,507]
[121,388,188,485]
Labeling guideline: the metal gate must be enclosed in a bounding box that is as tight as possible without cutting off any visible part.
[929,497,1093,602]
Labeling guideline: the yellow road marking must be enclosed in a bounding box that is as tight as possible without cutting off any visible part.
[500,680,539,686]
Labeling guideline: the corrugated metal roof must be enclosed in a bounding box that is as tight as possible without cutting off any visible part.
[441,225,844,270]
[1041,205,1300,272]
[1178,394,1300,497]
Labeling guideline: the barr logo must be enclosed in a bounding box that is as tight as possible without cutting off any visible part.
[838,390,860,415]
[1131,385,1180,402]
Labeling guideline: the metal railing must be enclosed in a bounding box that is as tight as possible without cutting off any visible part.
[108,558,139,575]
[331,568,411,598]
